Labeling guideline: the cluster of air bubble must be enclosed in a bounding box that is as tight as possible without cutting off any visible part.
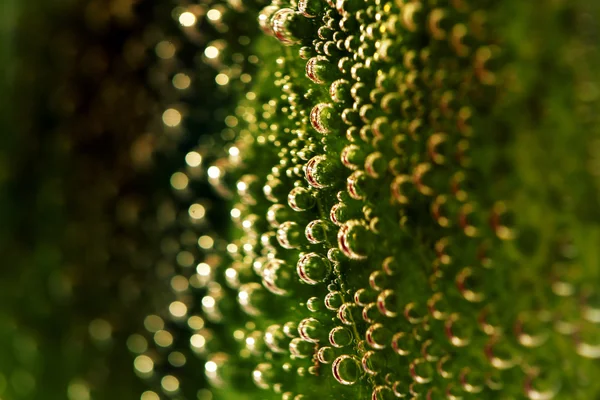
[127,2,266,399]
[192,0,600,399]
[133,0,600,398]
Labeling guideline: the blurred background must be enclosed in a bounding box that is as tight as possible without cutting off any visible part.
[0,0,258,398]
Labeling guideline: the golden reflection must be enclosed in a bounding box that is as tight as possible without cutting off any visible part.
[185,151,202,167]
[198,235,214,249]
[155,41,175,59]
[169,301,188,318]
[189,203,206,220]
[173,73,191,90]
[161,375,180,392]
[170,172,189,190]
[89,319,112,341]
[179,11,196,27]
[162,108,182,127]
[154,330,174,347]
[134,355,154,374]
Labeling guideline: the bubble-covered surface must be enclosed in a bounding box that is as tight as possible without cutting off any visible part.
[3,0,600,398]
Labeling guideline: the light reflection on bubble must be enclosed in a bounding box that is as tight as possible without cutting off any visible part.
[170,275,189,292]
[176,251,194,267]
[144,315,164,333]
[168,351,187,367]
[134,355,154,374]
[197,389,213,400]
[89,319,112,341]
[185,151,202,167]
[189,203,206,220]
[191,333,206,349]
[207,9,222,21]
[240,73,252,83]
[154,330,174,347]
[161,375,179,392]
[188,316,205,330]
[207,166,221,179]
[162,108,182,128]
[169,301,187,318]
[215,73,229,86]
[205,46,219,59]
[155,41,175,59]
[140,391,160,400]
[228,146,240,157]
[205,361,217,373]
[202,296,216,308]
[179,11,196,27]
[198,235,214,249]
[226,243,237,253]
[224,116,238,127]
[173,73,191,90]
[127,334,148,354]
[170,172,189,190]
[197,262,211,276]
[67,380,90,400]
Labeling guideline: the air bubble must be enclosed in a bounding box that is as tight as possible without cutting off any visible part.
[205,353,229,387]
[271,9,305,45]
[444,313,471,347]
[297,253,331,285]
[289,338,315,358]
[354,288,376,306]
[264,325,290,354]
[283,321,298,338]
[277,221,304,249]
[288,187,315,211]
[329,326,353,347]
[237,174,260,205]
[390,175,412,205]
[305,155,337,189]
[338,220,370,260]
[258,5,279,35]
[246,330,265,354]
[332,355,361,385]
[307,297,322,312]
[238,283,268,316]
[409,358,433,384]
[391,332,413,356]
[340,144,364,171]
[361,350,386,375]
[364,152,386,179]
[317,346,335,364]
[267,204,291,228]
[252,363,275,389]
[362,302,384,324]
[298,317,324,343]
[372,386,395,400]
[310,103,336,134]
[346,170,368,200]
[264,178,287,203]
[366,323,391,350]
[330,79,351,103]
[338,302,358,325]
[325,291,343,311]
[369,270,389,291]
[377,290,398,317]
[305,219,329,244]
[262,259,293,295]
[306,56,332,84]
[297,0,323,18]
